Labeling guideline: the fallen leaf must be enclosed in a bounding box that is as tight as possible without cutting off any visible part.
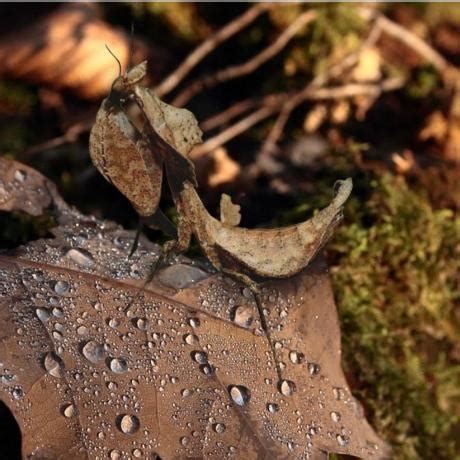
[303,104,327,133]
[0,4,153,99]
[0,159,390,459]
[330,99,351,125]
[419,110,448,143]
[0,157,68,216]
[206,147,241,188]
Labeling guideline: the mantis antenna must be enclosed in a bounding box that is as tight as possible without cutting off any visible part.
[105,44,122,78]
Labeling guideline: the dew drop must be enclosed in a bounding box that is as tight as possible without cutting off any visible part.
[157,264,209,289]
[52,307,63,318]
[266,403,279,413]
[183,333,199,346]
[330,411,341,422]
[132,448,142,458]
[76,325,88,336]
[308,362,321,376]
[44,352,64,378]
[200,363,215,375]
[14,169,27,182]
[230,305,254,328]
[190,350,207,364]
[333,386,345,400]
[109,357,128,374]
[289,350,305,364]
[109,449,121,460]
[107,381,118,391]
[62,403,76,418]
[108,317,121,329]
[36,307,50,322]
[81,341,105,364]
[0,373,15,385]
[52,330,63,340]
[54,280,70,295]
[180,436,190,447]
[278,379,296,396]
[188,317,200,328]
[65,248,94,268]
[117,414,140,434]
[213,423,226,434]
[134,317,149,330]
[228,385,250,406]
[11,387,23,400]
[181,388,192,398]
[336,434,349,446]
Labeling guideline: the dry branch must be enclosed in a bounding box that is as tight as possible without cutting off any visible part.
[172,10,317,107]
[23,120,94,156]
[191,105,280,159]
[359,7,449,74]
[154,4,270,98]
[259,20,383,157]
[191,77,404,159]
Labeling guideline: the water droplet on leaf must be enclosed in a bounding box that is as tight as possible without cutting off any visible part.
[62,403,76,418]
[330,411,341,422]
[267,403,279,413]
[36,307,50,322]
[289,350,305,364]
[191,350,207,364]
[44,352,64,378]
[213,423,226,433]
[230,305,254,328]
[65,248,94,268]
[278,379,296,396]
[183,333,199,346]
[228,385,250,406]
[109,357,128,374]
[81,341,105,364]
[117,414,140,434]
[54,280,70,295]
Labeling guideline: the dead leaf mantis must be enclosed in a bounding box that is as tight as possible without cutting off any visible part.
[89,60,353,380]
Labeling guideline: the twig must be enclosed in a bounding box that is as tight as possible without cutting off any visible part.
[154,4,270,98]
[23,120,93,156]
[191,105,280,159]
[200,97,260,132]
[359,7,448,74]
[305,77,405,99]
[200,93,285,132]
[173,10,317,107]
[259,19,383,157]
[191,77,404,159]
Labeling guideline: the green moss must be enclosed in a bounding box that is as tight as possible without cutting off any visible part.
[407,65,439,99]
[329,174,460,459]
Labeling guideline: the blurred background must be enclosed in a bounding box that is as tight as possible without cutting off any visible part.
[0,3,459,459]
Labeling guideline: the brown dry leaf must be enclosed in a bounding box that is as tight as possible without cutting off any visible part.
[330,100,350,125]
[0,4,151,99]
[419,110,448,143]
[303,104,328,133]
[0,159,389,459]
[207,147,241,188]
[0,157,68,216]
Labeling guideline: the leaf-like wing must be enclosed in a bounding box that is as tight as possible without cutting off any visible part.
[89,105,163,217]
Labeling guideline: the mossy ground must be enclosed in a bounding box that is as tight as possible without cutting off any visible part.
[328,173,460,459]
